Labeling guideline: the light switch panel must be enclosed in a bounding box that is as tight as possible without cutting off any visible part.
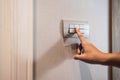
[63,20,90,46]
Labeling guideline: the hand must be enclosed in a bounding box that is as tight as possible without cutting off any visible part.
[74,28,108,64]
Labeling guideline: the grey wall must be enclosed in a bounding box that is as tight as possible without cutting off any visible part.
[34,0,109,80]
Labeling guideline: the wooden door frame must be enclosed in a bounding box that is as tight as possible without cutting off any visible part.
[109,0,112,80]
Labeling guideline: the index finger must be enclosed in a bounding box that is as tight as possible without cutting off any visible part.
[75,27,87,44]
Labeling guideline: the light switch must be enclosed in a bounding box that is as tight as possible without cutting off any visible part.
[69,25,75,34]
[69,24,80,34]
[63,20,90,46]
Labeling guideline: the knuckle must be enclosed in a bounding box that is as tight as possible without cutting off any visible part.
[82,42,88,46]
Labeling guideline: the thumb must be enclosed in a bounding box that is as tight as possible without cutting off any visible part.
[74,54,85,60]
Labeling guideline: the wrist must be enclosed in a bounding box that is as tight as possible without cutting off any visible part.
[99,53,112,65]
[101,53,118,65]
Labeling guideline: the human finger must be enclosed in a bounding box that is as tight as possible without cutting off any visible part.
[77,48,80,54]
[75,28,87,44]
[74,54,85,60]
[79,43,84,54]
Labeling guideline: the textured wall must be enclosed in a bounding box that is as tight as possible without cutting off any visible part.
[34,0,109,80]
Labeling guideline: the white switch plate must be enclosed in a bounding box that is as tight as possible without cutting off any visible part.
[63,20,90,46]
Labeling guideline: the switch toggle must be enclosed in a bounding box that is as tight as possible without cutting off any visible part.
[68,24,80,34]
[63,20,90,47]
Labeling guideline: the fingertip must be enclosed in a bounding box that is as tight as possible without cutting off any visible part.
[74,54,80,60]
[74,55,78,60]
[75,27,79,33]
[74,54,86,60]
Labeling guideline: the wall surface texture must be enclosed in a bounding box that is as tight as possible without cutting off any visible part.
[35,0,109,80]
[0,0,33,80]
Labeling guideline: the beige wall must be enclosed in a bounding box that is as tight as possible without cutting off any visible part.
[35,0,109,80]
[0,0,33,80]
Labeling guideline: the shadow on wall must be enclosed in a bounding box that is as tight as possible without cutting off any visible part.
[79,61,93,80]
[33,20,93,80]
[34,39,69,79]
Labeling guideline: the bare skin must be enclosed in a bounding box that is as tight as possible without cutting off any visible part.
[74,28,120,68]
